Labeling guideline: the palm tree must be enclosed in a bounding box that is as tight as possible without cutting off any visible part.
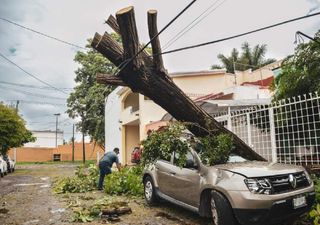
[211,42,276,73]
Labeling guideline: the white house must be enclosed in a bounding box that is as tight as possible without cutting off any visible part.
[105,87,123,161]
[24,130,64,148]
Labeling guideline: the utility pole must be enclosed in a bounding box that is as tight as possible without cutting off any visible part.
[82,129,86,164]
[82,118,86,164]
[54,113,61,148]
[15,100,19,113]
[233,58,237,85]
[72,124,75,162]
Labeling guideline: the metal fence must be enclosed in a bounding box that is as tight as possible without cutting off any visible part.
[214,93,320,165]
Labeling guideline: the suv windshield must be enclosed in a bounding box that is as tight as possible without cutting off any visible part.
[227,154,248,163]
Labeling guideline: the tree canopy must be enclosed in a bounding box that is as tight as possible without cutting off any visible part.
[272,30,320,100]
[0,103,35,155]
[211,42,276,73]
[67,38,118,149]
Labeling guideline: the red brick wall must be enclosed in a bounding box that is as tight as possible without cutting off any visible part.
[8,143,104,162]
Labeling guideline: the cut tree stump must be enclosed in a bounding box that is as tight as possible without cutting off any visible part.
[91,6,265,161]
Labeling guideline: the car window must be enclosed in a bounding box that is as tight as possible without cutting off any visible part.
[227,154,247,163]
[159,152,172,163]
[173,151,195,166]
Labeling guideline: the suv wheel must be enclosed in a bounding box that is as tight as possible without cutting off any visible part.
[144,176,158,205]
[211,191,237,225]
[0,170,3,177]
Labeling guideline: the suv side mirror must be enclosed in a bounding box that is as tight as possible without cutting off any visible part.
[185,159,198,169]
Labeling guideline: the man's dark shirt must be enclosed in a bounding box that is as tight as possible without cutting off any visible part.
[100,151,119,167]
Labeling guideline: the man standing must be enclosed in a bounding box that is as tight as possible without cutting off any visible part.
[98,147,121,190]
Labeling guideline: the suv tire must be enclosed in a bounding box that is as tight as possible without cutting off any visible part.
[0,170,3,177]
[144,176,158,205]
[211,190,237,225]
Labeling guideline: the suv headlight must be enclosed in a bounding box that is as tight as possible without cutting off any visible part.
[304,170,313,185]
[244,178,273,195]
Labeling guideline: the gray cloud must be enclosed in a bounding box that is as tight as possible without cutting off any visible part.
[306,0,320,14]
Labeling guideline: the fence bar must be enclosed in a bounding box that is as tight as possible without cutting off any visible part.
[246,113,252,147]
[269,108,277,163]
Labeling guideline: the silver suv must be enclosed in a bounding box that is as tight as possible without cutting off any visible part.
[143,149,315,225]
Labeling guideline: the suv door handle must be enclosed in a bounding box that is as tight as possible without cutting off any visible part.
[169,172,176,175]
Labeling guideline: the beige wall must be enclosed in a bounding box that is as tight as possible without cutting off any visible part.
[139,94,167,140]
[124,125,140,165]
[236,61,282,85]
[8,143,104,162]
[123,92,139,110]
[172,73,235,96]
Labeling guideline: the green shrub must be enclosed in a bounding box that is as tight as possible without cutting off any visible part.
[141,123,234,167]
[104,166,143,196]
[310,204,320,225]
[53,164,99,193]
[199,134,234,165]
[141,123,189,167]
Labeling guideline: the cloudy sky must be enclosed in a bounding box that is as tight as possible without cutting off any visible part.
[0,0,319,142]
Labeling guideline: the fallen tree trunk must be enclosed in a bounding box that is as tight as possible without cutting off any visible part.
[92,6,265,161]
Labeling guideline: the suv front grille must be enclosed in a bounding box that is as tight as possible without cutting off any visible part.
[268,172,309,194]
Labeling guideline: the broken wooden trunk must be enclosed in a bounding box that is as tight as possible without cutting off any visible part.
[91,6,265,161]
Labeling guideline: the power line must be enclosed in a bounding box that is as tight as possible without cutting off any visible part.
[115,0,198,75]
[0,84,67,100]
[157,11,320,56]
[163,0,227,50]
[0,17,86,50]
[0,80,73,91]
[295,31,320,44]
[6,99,66,106]
[0,52,68,95]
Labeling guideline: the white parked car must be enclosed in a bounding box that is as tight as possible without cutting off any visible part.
[3,155,15,173]
[0,156,8,177]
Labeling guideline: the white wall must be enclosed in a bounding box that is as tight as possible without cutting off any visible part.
[24,131,63,148]
[105,87,122,162]
[223,86,272,100]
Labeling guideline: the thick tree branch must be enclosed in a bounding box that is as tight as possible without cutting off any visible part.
[107,14,153,67]
[96,73,127,86]
[106,15,120,34]
[92,6,265,161]
[116,7,143,68]
[148,10,165,72]
[92,32,124,67]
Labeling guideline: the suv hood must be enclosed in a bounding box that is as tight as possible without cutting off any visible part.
[214,161,305,178]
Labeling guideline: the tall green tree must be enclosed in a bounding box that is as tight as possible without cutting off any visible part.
[67,38,117,149]
[211,42,276,73]
[270,30,320,159]
[0,103,35,155]
[273,30,320,99]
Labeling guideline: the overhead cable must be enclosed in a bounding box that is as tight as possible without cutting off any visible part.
[0,52,68,95]
[0,80,73,91]
[0,17,86,50]
[163,0,228,50]
[0,84,67,100]
[116,0,198,74]
[157,11,320,56]
[6,99,66,106]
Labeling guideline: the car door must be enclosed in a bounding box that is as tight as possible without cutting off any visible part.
[154,154,178,196]
[169,151,201,207]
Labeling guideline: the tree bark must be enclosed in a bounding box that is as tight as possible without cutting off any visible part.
[92,7,265,161]
[147,10,165,73]
[96,73,127,86]
[106,14,153,67]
